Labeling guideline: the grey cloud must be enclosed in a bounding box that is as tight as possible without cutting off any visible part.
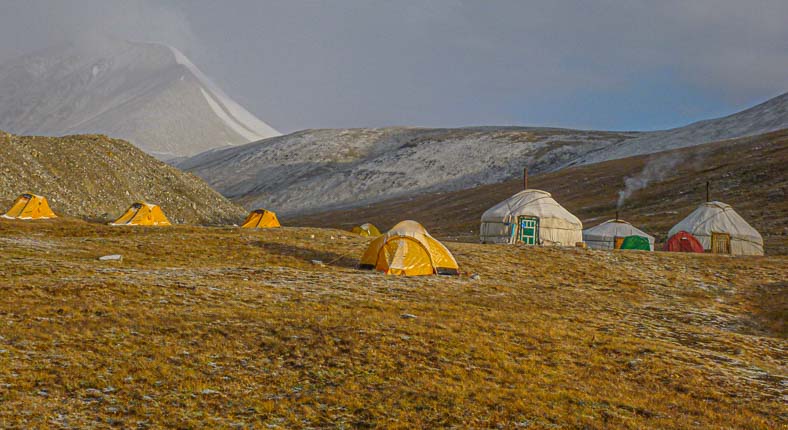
[0,0,786,133]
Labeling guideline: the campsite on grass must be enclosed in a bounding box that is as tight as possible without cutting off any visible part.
[0,3,785,428]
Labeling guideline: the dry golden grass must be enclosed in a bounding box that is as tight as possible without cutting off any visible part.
[0,218,785,429]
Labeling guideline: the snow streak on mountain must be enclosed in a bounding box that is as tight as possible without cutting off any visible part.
[0,38,279,159]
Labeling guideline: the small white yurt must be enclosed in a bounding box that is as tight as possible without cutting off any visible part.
[668,201,763,256]
[480,189,582,246]
[583,219,655,250]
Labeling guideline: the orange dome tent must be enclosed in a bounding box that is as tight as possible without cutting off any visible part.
[110,202,171,226]
[359,220,459,276]
[351,223,381,237]
[241,209,280,228]
[2,193,57,220]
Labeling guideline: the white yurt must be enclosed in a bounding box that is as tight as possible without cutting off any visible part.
[668,201,763,256]
[583,219,655,250]
[480,189,582,246]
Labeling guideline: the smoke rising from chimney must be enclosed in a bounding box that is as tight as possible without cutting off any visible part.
[617,155,681,209]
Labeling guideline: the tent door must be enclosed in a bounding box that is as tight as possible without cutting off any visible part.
[614,237,625,249]
[517,216,539,245]
[711,232,731,255]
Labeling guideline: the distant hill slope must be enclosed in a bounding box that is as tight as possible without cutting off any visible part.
[180,92,787,215]
[0,131,246,224]
[578,92,788,164]
[0,38,279,159]
[179,127,639,214]
[289,129,788,254]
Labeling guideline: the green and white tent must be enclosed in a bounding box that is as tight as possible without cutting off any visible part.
[583,219,654,251]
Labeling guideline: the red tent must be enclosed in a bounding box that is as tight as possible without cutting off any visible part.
[663,231,704,253]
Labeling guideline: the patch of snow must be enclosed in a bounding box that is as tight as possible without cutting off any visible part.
[167,45,280,140]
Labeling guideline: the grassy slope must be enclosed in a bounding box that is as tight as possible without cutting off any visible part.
[0,131,246,225]
[289,129,788,254]
[0,219,784,428]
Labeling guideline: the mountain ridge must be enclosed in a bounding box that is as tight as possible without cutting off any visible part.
[180,91,787,215]
[0,38,280,159]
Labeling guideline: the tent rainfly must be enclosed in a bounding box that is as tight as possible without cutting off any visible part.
[620,235,651,251]
[2,193,57,220]
[351,223,381,237]
[360,220,459,276]
[583,219,655,250]
[241,209,280,228]
[663,231,704,253]
[480,189,582,246]
[110,202,171,226]
[668,201,763,256]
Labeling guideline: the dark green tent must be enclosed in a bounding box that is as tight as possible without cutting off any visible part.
[620,235,651,251]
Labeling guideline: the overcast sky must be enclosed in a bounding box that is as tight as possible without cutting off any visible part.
[1,0,786,133]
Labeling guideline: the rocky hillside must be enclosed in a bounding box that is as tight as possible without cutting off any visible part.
[0,131,246,224]
[181,92,787,215]
[290,129,788,254]
[179,127,638,214]
[0,38,279,159]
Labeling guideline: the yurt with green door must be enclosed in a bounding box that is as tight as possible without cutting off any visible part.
[480,189,582,246]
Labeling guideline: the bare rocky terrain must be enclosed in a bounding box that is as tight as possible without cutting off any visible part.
[0,130,246,224]
[0,38,279,159]
[180,92,787,216]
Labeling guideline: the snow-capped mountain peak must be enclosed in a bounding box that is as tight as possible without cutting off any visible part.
[0,38,280,159]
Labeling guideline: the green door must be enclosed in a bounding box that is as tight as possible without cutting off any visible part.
[518,216,539,245]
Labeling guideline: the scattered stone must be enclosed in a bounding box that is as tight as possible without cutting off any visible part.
[85,388,103,397]
[98,254,123,261]
[201,389,220,395]
[311,260,324,266]
[470,273,481,280]
[401,313,417,319]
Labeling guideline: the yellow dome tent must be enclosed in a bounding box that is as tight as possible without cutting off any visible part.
[351,222,381,237]
[360,220,459,276]
[2,193,57,220]
[241,209,280,228]
[110,202,171,226]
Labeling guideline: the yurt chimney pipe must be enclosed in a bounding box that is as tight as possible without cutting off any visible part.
[706,181,710,202]
[616,210,620,221]
[523,167,528,190]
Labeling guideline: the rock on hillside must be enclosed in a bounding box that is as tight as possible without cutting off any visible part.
[179,127,638,215]
[0,37,279,159]
[0,131,246,224]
